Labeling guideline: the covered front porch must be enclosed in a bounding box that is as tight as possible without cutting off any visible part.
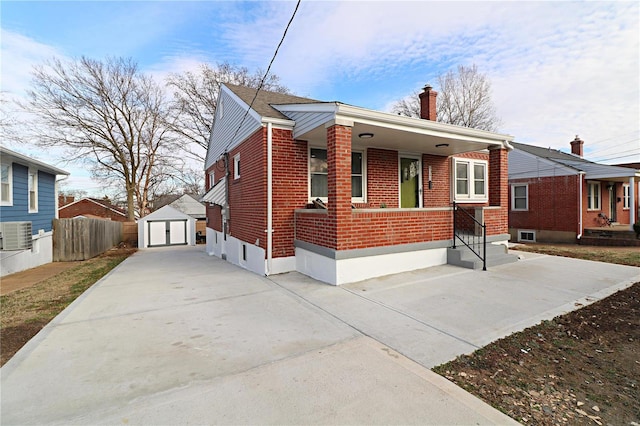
[277,101,514,284]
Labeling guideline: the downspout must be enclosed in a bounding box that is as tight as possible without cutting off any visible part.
[266,122,273,275]
[577,172,585,240]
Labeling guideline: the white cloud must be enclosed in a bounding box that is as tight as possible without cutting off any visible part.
[0,29,63,96]
[218,1,639,162]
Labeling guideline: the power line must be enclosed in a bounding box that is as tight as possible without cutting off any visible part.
[223,0,301,154]
[585,138,640,156]
[577,130,640,150]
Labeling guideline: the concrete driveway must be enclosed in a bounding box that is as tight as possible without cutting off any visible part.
[2,246,638,425]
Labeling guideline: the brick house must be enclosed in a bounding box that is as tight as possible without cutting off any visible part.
[508,137,639,243]
[59,197,129,222]
[202,84,515,285]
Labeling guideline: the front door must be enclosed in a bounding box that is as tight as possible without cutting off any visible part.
[400,157,421,208]
[609,183,617,222]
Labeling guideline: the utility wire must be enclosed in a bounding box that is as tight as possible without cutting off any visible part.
[223,0,301,154]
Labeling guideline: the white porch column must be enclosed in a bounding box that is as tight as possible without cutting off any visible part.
[631,176,637,230]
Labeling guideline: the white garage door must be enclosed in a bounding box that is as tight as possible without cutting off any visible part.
[147,220,187,247]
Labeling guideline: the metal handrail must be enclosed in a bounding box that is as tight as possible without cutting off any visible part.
[452,202,487,271]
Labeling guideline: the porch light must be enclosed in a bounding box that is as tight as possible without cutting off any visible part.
[435,143,449,148]
[358,133,374,139]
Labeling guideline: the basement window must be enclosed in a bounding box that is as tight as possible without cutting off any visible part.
[518,230,536,242]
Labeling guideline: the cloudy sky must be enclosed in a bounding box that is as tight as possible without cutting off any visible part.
[1,1,638,196]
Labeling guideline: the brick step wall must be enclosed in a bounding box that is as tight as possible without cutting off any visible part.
[580,228,640,246]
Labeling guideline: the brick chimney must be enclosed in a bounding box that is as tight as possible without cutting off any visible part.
[418,84,437,121]
[570,135,584,157]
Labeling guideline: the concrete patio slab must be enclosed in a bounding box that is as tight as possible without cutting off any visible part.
[2,246,637,425]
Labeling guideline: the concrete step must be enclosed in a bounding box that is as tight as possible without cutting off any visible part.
[447,243,520,270]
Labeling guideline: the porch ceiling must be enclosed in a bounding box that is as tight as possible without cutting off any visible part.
[291,104,513,155]
[298,123,503,155]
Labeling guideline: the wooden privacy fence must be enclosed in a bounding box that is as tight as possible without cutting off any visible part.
[122,221,138,247]
[53,218,123,261]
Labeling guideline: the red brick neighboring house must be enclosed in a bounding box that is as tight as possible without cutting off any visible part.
[58,197,129,222]
[508,138,640,243]
[202,84,516,285]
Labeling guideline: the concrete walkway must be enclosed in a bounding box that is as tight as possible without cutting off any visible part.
[1,246,638,425]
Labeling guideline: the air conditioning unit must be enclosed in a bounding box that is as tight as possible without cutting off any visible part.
[0,221,33,251]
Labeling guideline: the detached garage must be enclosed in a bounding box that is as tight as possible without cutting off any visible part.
[138,205,196,248]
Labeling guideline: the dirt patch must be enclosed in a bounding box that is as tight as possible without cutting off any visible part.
[0,247,135,366]
[433,282,640,425]
[512,243,640,267]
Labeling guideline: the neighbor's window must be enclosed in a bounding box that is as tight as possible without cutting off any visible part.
[28,169,38,212]
[309,148,364,201]
[233,154,240,180]
[453,158,487,202]
[511,184,528,211]
[587,181,600,210]
[623,184,630,209]
[1,163,12,205]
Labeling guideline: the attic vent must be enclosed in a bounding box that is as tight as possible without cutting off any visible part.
[0,221,33,251]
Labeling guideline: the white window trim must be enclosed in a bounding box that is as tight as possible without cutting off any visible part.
[518,229,536,242]
[28,168,38,213]
[622,184,630,210]
[208,171,215,190]
[1,162,13,206]
[452,158,488,203]
[308,147,366,203]
[587,181,601,211]
[233,154,240,180]
[511,183,528,211]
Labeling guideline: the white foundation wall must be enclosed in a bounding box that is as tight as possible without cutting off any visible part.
[205,229,266,276]
[295,246,448,286]
[0,232,53,277]
[267,256,296,275]
[206,228,223,257]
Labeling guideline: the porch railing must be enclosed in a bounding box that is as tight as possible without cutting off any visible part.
[452,202,487,271]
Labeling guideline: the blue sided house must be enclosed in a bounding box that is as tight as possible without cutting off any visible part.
[1,146,69,276]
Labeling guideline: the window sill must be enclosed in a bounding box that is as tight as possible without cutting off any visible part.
[453,198,488,204]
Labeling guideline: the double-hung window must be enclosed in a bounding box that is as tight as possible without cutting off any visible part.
[587,181,600,210]
[309,148,365,202]
[511,184,528,211]
[623,184,630,209]
[453,158,487,202]
[1,163,12,206]
[28,169,38,212]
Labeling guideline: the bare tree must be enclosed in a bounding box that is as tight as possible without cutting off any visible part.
[24,56,178,220]
[166,62,290,162]
[0,93,24,145]
[391,64,501,131]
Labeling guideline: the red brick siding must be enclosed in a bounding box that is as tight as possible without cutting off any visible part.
[367,148,398,207]
[509,175,579,233]
[295,209,452,250]
[271,130,308,257]
[422,154,450,207]
[207,204,222,232]
[227,128,267,249]
[59,199,128,222]
[489,149,508,207]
